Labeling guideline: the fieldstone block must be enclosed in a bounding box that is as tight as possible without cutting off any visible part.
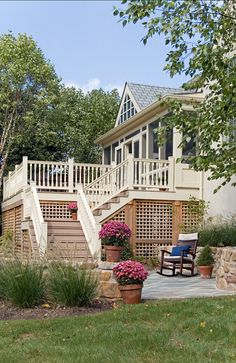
[231,251,236,261]
[224,249,232,262]
[226,275,236,284]
[100,281,121,299]
[100,270,112,281]
[216,277,228,290]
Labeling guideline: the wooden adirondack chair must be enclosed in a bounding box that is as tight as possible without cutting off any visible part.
[157,233,198,277]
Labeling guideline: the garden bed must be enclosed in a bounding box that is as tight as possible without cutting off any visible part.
[0,299,113,320]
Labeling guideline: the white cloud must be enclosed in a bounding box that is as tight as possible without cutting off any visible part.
[64,78,123,95]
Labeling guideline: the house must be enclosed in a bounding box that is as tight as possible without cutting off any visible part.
[2,82,236,261]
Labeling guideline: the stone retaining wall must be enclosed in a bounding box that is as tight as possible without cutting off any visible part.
[215,247,236,291]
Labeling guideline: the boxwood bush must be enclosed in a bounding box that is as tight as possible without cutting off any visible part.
[199,221,236,247]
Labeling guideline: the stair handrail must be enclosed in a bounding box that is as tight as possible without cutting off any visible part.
[83,157,131,209]
[77,184,100,260]
[23,185,47,254]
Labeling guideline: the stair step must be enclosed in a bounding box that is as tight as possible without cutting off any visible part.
[48,236,87,243]
[92,209,102,216]
[109,196,120,203]
[46,221,82,227]
[117,190,129,197]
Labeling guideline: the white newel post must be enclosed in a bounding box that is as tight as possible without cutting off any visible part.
[127,154,134,189]
[68,158,74,193]
[168,156,175,192]
[22,156,28,188]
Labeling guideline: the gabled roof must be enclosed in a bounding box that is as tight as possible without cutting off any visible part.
[127,82,187,110]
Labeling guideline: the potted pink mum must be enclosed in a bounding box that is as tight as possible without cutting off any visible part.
[99,221,131,262]
[113,260,148,304]
[68,202,78,220]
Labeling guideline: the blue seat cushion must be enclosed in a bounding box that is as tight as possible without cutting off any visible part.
[170,245,191,257]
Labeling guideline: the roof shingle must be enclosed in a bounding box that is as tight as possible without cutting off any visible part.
[127,82,187,110]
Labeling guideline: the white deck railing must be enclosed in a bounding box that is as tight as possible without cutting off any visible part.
[83,158,130,209]
[3,157,111,200]
[3,155,199,204]
[77,185,100,259]
[23,186,47,254]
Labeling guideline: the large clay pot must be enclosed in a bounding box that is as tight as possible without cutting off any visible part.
[71,210,77,221]
[119,284,143,304]
[104,245,124,262]
[198,265,213,279]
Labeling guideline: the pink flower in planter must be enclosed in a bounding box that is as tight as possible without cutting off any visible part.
[99,220,131,246]
[68,202,77,211]
[113,260,148,285]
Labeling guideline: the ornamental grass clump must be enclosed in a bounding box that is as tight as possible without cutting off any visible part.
[113,260,148,285]
[48,263,98,307]
[0,260,45,308]
[99,220,131,246]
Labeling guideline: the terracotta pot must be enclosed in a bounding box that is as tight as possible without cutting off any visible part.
[119,284,143,304]
[71,210,77,221]
[198,265,213,279]
[104,245,124,262]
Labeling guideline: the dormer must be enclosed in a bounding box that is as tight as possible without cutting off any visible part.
[115,83,140,126]
[115,82,188,127]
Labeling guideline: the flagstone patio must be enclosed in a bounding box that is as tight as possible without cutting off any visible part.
[142,272,235,300]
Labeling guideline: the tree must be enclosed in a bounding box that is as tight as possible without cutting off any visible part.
[114,1,236,189]
[7,86,120,168]
[0,32,60,186]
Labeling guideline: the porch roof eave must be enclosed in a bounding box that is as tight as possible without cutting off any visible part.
[95,92,204,146]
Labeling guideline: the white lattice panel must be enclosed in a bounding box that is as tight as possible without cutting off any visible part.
[136,201,173,241]
[40,201,72,220]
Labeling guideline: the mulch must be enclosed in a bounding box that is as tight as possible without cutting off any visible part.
[0,299,114,321]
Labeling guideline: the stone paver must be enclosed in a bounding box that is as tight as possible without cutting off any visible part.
[142,272,235,300]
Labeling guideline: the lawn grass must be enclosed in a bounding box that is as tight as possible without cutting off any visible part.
[0,297,236,363]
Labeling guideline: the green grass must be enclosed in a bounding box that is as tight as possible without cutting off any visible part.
[0,297,236,363]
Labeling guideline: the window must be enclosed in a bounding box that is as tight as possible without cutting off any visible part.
[182,133,196,160]
[148,120,159,159]
[118,94,137,124]
[112,142,119,162]
[104,146,111,165]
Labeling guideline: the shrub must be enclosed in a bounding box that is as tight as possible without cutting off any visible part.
[113,260,148,285]
[197,245,215,266]
[0,260,45,308]
[99,220,131,246]
[199,221,236,247]
[48,263,98,306]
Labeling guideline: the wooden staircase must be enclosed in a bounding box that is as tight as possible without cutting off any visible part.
[46,220,93,263]
[92,190,131,222]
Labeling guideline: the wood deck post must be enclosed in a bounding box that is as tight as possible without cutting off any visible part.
[168,156,175,192]
[68,158,74,193]
[127,154,134,189]
[22,156,28,188]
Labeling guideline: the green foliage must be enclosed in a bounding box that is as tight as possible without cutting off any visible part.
[121,244,133,260]
[0,32,60,184]
[199,220,236,247]
[0,261,45,307]
[7,86,120,170]
[0,229,14,256]
[48,263,98,307]
[180,196,209,233]
[197,245,215,266]
[114,1,236,188]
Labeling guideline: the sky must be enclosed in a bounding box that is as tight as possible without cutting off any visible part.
[0,1,189,94]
